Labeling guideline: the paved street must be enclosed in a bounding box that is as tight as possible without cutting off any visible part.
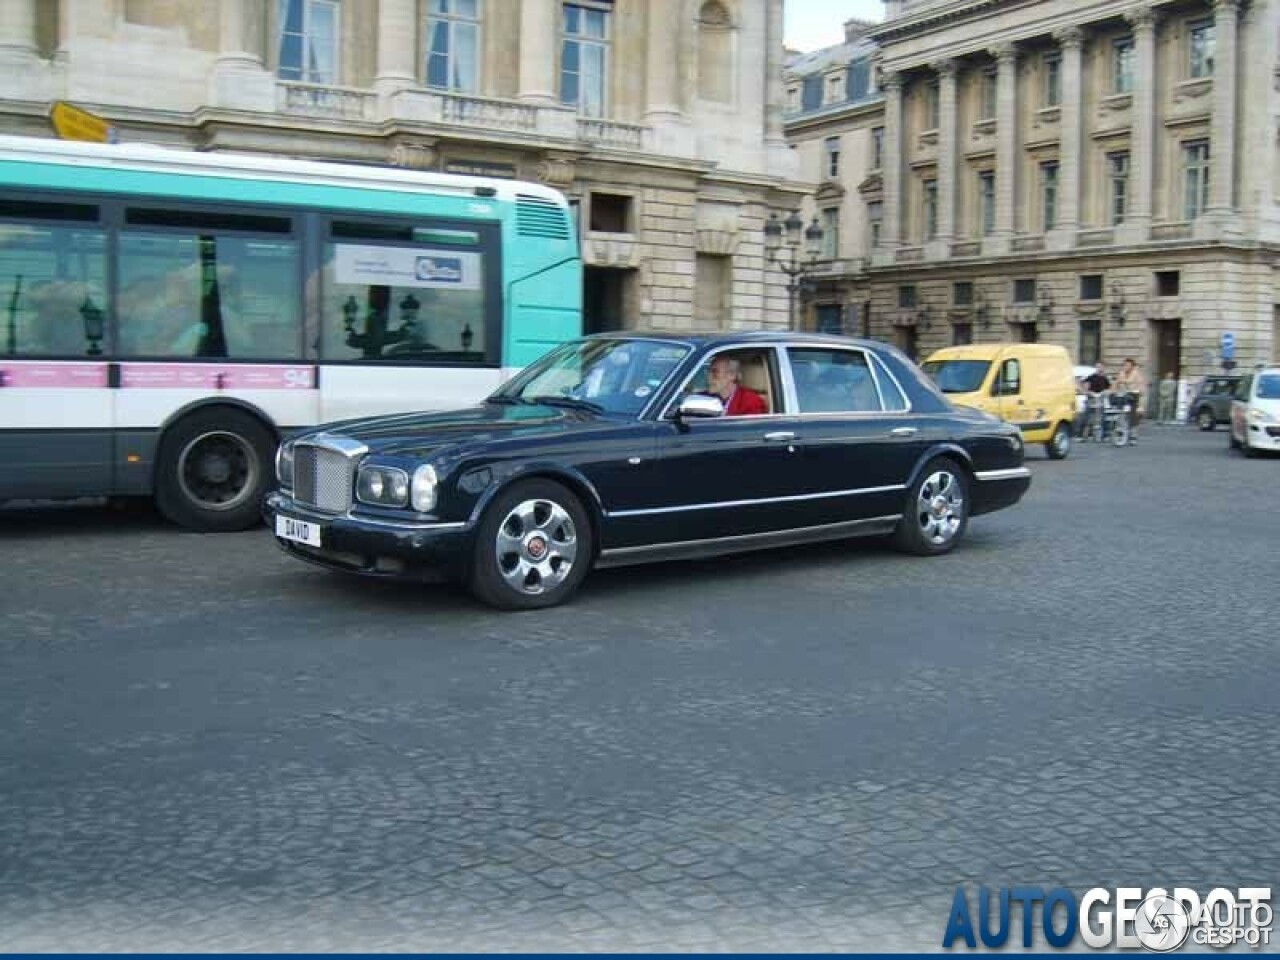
[1,426,1276,951]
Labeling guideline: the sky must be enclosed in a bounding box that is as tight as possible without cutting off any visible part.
[784,0,884,52]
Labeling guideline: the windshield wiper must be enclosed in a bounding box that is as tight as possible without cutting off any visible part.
[526,394,606,414]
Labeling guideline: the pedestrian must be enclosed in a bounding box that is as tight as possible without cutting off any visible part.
[1157,371,1177,424]
[1113,357,1147,443]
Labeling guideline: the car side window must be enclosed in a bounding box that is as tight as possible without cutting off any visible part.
[787,348,882,413]
[669,349,777,417]
[992,359,1021,396]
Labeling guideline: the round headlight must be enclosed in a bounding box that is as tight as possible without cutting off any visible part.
[276,441,294,488]
[411,464,438,513]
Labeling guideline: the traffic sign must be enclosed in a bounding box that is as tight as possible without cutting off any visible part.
[1220,331,1236,360]
[48,101,116,144]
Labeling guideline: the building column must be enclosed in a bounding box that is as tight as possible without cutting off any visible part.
[991,43,1019,245]
[879,69,904,255]
[644,0,695,155]
[376,0,417,95]
[933,58,958,249]
[1051,25,1083,247]
[519,0,558,104]
[763,0,787,149]
[211,0,274,111]
[0,0,38,64]
[1121,5,1158,242]
[1208,0,1240,218]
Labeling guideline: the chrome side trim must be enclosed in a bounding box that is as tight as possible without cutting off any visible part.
[596,514,904,568]
[973,467,1032,482]
[606,483,906,518]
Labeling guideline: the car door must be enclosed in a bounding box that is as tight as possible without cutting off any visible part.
[780,345,929,528]
[635,346,808,546]
[1230,375,1252,444]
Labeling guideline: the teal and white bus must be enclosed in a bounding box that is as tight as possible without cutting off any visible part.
[0,135,581,531]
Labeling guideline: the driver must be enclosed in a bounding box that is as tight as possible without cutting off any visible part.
[707,355,766,416]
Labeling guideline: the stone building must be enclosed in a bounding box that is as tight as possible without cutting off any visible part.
[0,0,803,333]
[786,0,1280,381]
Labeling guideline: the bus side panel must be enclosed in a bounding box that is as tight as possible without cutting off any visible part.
[506,260,583,370]
[318,366,505,422]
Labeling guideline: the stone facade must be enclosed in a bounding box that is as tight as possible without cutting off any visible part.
[0,0,805,334]
[785,0,1280,380]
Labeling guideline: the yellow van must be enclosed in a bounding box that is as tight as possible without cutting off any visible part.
[922,343,1077,459]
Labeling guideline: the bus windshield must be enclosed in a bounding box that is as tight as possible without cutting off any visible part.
[921,359,991,394]
[492,339,692,417]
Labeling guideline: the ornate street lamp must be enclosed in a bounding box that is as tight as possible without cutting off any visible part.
[1109,281,1126,327]
[765,209,824,331]
[80,294,105,356]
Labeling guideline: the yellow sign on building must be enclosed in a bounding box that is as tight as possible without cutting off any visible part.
[49,101,116,144]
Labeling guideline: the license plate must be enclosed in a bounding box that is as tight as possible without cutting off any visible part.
[276,514,321,547]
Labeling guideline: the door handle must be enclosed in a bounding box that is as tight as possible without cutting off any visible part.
[889,426,918,437]
[763,431,796,442]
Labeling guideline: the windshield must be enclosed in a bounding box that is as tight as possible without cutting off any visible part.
[492,338,693,417]
[1257,373,1280,400]
[921,359,991,394]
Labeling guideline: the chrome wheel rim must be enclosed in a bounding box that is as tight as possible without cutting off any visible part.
[1199,410,1214,429]
[916,470,964,545]
[495,498,579,596]
[1052,428,1070,456]
[177,430,259,512]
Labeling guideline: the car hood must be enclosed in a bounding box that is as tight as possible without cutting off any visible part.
[303,403,604,459]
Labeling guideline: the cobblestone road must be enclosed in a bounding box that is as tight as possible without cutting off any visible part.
[1,426,1276,951]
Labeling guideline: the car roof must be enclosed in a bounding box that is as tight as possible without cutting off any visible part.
[923,343,1070,361]
[583,329,886,351]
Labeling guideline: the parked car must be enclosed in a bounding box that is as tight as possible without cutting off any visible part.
[1188,375,1242,431]
[920,343,1079,460]
[1229,367,1280,457]
[264,332,1032,609]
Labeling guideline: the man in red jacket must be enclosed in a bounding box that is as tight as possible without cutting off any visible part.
[708,354,767,416]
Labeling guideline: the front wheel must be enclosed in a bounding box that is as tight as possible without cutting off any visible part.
[1045,423,1071,460]
[893,459,970,557]
[154,408,276,532]
[1112,414,1130,447]
[469,479,593,610]
[1197,407,1216,431]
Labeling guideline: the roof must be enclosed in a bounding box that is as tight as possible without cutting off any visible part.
[586,330,883,350]
[0,134,568,207]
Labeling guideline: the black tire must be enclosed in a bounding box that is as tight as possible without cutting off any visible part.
[468,479,593,610]
[1197,407,1216,431]
[154,407,276,532]
[892,458,970,557]
[1045,423,1071,460]
[1112,416,1130,447]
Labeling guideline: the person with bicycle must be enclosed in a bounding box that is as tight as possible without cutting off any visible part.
[1080,362,1111,440]
[1112,358,1146,445]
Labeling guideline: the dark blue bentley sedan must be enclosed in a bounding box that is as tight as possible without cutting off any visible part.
[264,332,1031,609]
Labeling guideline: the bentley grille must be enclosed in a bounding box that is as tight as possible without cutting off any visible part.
[294,443,355,513]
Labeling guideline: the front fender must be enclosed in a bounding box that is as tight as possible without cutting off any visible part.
[466,461,608,530]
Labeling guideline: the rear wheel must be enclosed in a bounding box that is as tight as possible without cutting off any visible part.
[1112,414,1130,447]
[893,458,969,557]
[1197,407,1216,431]
[1045,423,1071,460]
[154,408,276,532]
[469,479,593,610]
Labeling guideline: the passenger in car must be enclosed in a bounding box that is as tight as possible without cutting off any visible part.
[707,354,767,416]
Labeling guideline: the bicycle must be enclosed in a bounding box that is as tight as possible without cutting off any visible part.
[1105,392,1135,447]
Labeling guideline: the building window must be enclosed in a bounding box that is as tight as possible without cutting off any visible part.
[1189,19,1215,78]
[824,136,841,180]
[979,171,996,235]
[923,179,938,241]
[953,281,973,306]
[1079,274,1103,301]
[1043,54,1061,107]
[1183,140,1210,219]
[561,3,609,117]
[1040,161,1059,231]
[425,0,480,92]
[980,69,997,119]
[952,322,973,346]
[846,58,871,100]
[801,75,822,111]
[821,207,840,259]
[1112,38,1135,94]
[925,80,940,129]
[868,201,883,247]
[276,0,340,84]
[589,193,632,233]
[1108,151,1129,225]
[898,285,917,309]
[871,127,884,170]
[1079,317,1102,365]
[1013,278,1037,304]
[1155,270,1181,297]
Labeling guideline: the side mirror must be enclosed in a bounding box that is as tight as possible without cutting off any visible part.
[676,394,725,420]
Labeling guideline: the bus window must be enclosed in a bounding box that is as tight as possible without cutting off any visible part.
[117,208,301,359]
[0,207,107,357]
[322,218,491,365]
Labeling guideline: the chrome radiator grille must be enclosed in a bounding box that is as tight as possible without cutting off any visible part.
[294,442,356,513]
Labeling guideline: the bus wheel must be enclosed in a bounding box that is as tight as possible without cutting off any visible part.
[155,408,276,532]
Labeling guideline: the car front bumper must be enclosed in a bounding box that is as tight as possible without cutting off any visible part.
[1245,424,1280,451]
[263,491,472,581]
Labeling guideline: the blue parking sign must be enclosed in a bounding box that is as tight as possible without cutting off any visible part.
[1221,332,1235,359]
